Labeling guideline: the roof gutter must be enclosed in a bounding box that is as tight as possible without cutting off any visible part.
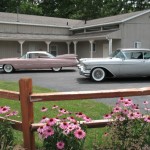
[0,21,71,29]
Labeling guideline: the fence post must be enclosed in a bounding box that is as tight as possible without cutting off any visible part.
[19,78,35,150]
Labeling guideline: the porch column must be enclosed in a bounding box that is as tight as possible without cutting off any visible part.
[18,40,25,56]
[89,40,94,58]
[66,41,71,54]
[108,38,112,55]
[45,41,51,52]
[73,41,78,55]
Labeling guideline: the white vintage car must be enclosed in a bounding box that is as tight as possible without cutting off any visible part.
[78,48,150,82]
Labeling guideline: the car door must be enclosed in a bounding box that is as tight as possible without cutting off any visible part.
[37,53,58,69]
[142,51,150,75]
[18,53,41,69]
[119,51,145,77]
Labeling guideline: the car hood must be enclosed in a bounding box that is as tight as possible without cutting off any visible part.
[56,54,77,59]
[79,57,121,63]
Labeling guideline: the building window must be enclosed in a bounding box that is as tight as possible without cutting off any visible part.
[50,45,57,56]
[93,43,96,52]
[134,41,141,48]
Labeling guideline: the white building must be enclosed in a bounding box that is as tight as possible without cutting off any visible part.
[0,9,150,58]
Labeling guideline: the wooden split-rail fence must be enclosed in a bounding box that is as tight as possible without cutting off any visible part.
[0,78,150,150]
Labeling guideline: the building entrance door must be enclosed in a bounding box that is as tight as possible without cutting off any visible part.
[103,43,109,57]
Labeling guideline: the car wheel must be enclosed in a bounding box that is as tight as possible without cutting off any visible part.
[52,67,62,72]
[3,64,14,73]
[91,68,105,82]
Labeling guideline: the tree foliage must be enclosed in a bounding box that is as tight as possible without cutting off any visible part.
[0,0,149,19]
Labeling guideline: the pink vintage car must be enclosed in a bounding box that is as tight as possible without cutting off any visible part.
[0,51,78,73]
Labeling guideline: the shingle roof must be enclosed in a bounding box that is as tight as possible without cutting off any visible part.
[0,9,150,29]
[0,12,82,28]
[71,9,150,30]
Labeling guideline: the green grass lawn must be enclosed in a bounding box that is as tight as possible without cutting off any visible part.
[0,80,112,149]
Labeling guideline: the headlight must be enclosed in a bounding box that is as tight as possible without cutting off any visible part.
[82,64,88,70]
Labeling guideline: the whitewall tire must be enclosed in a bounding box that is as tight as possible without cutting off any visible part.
[3,64,14,73]
[52,67,62,72]
[91,68,105,82]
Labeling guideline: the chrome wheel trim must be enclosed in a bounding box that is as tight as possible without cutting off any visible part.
[3,64,13,73]
[91,68,105,81]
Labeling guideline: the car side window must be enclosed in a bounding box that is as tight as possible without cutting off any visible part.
[144,52,150,59]
[38,54,49,58]
[29,53,39,58]
[131,52,143,59]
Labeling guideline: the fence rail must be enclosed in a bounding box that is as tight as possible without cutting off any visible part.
[0,78,150,150]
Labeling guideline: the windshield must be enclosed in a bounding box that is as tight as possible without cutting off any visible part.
[110,50,125,59]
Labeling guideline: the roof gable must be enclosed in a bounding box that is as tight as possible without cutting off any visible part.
[71,9,150,30]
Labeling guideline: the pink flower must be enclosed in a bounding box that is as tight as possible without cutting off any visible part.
[5,110,18,117]
[67,116,76,122]
[52,105,58,109]
[41,107,48,112]
[59,108,66,114]
[131,104,139,110]
[0,106,10,114]
[113,106,122,113]
[144,116,150,122]
[72,122,81,129]
[144,107,150,111]
[40,116,49,123]
[67,124,75,131]
[103,132,109,136]
[56,141,65,150]
[59,122,69,130]
[74,129,86,139]
[44,123,51,130]
[122,109,129,115]
[37,126,45,133]
[127,112,135,120]
[103,114,112,119]
[126,98,133,104]
[133,112,142,118]
[118,97,124,103]
[43,127,54,138]
[48,118,56,126]
[123,101,132,107]
[119,116,125,121]
[143,101,149,105]
[83,116,92,122]
[76,112,85,118]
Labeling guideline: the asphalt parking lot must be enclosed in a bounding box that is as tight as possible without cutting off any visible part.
[0,67,150,112]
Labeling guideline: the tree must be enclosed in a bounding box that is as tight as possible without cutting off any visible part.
[0,0,19,13]
[0,0,150,19]
[38,0,57,17]
[19,1,42,15]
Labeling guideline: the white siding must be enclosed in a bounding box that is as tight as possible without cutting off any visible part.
[120,13,150,48]
[0,41,20,58]
[0,23,70,35]
[0,24,17,33]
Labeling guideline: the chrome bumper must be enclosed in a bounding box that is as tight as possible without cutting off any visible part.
[78,65,90,77]
[0,65,3,69]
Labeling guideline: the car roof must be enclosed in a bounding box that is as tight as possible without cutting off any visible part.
[119,48,150,51]
[27,51,48,54]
